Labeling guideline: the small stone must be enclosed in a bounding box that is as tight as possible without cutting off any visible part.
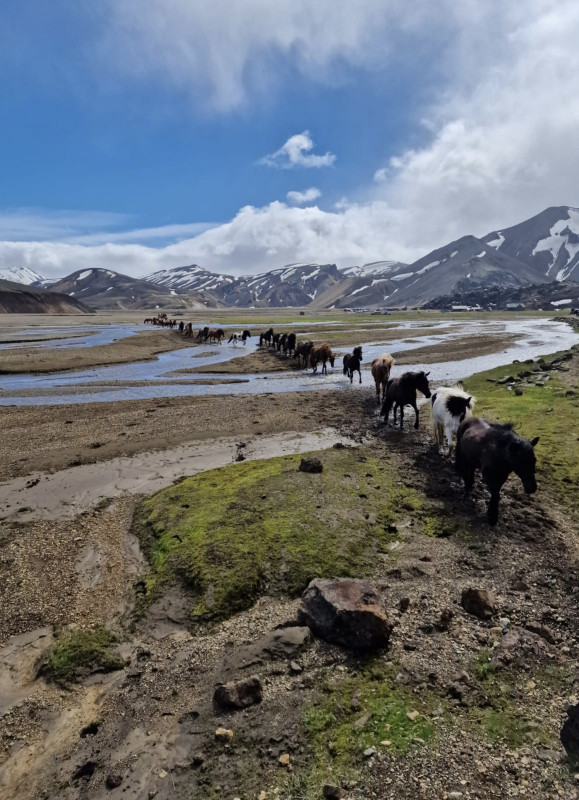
[363,747,376,758]
[214,676,263,710]
[289,661,303,674]
[461,588,497,619]
[279,753,290,766]
[399,597,410,613]
[323,785,346,800]
[215,728,234,743]
[406,710,420,721]
[158,769,168,779]
[526,680,536,691]
[448,793,463,799]
[355,712,372,729]
[351,693,361,712]
[380,740,392,746]
[258,793,267,800]
[105,773,123,789]
[299,457,323,474]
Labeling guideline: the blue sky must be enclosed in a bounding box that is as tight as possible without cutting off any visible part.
[1,1,578,277]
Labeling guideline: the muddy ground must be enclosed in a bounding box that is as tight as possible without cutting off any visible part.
[1,328,579,800]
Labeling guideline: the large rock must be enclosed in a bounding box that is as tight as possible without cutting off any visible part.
[298,578,393,650]
[491,626,550,670]
[461,588,497,619]
[213,676,263,710]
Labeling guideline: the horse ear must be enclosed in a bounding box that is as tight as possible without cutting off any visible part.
[530,436,540,448]
[425,371,430,377]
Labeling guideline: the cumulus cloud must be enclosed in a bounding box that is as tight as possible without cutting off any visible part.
[2,1,579,279]
[259,132,335,169]
[286,187,322,205]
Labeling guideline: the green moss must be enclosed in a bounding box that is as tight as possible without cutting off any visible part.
[133,448,431,624]
[465,350,579,520]
[290,662,435,797]
[38,627,124,685]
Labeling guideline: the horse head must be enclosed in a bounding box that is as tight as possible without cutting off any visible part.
[510,436,539,494]
[417,371,432,398]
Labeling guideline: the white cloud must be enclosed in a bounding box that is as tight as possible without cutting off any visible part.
[2,2,579,281]
[286,187,322,205]
[0,209,130,242]
[259,132,335,169]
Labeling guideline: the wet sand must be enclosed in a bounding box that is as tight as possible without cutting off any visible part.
[0,329,192,374]
[391,333,521,365]
[0,388,371,480]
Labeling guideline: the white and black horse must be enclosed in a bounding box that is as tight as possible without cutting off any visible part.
[228,329,251,346]
[431,386,475,455]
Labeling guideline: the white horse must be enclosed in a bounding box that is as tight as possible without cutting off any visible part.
[431,386,476,455]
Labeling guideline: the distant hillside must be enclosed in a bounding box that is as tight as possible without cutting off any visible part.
[424,280,579,311]
[49,268,210,310]
[0,278,91,313]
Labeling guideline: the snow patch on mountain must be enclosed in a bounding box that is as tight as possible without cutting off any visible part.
[0,265,47,286]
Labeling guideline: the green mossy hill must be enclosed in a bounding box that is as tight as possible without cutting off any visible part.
[464,348,579,518]
[132,446,438,625]
[37,627,124,685]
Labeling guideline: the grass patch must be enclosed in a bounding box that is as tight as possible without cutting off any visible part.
[132,446,439,625]
[464,349,579,519]
[289,662,435,797]
[38,627,124,685]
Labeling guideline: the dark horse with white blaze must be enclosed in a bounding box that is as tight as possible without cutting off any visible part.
[381,371,431,430]
[343,346,363,384]
[456,417,539,525]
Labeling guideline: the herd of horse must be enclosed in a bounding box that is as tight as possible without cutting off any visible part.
[145,317,539,525]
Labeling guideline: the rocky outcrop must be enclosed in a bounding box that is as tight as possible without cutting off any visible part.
[299,457,323,474]
[298,578,393,650]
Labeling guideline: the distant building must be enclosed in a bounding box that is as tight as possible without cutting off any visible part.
[506,302,525,310]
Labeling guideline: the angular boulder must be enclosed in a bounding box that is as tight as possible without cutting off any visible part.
[298,578,393,650]
[491,626,550,670]
[461,588,497,620]
[213,675,263,710]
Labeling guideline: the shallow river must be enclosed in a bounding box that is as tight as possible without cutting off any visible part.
[0,318,576,406]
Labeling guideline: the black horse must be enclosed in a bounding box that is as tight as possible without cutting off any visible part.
[277,332,288,352]
[295,340,313,368]
[343,346,363,384]
[456,417,539,525]
[259,328,274,347]
[381,371,431,430]
[284,332,297,356]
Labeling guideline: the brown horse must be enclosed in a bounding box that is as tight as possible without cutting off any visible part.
[309,343,335,375]
[371,354,395,401]
[207,328,224,344]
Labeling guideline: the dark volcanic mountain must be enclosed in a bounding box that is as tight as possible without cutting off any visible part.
[424,280,579,311]
[0,278,91,313]
[49,268,209,310]
[383,235,550,307]
[483,206,579,282]
[147,264,236,298]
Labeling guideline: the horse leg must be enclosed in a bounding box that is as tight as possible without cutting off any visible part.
[358,369,362,384]
[382,397,392,425]
[349,369,353,384]
[412,401,419,430]
[399,404,404,430]
[483,469,507,526]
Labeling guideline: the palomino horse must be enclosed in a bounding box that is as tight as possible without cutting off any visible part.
[343,346,363,384]
[381,371,431,430]
[456,417,539,525]
[309,343,335,375]
[371,354,395,401]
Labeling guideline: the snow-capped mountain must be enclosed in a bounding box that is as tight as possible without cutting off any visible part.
[49,268,208,310]
[0,266,46,286]
[483,206,579,282]
[380,235,550,307]
[147,264,236,294]
[341,261,406,278]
